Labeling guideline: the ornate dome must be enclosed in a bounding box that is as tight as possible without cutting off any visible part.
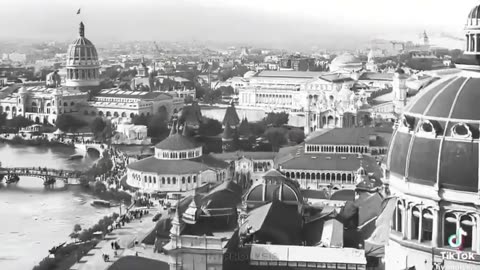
[65,22,100,87]
[387,70,480,193]
[243,71,256,78]
[244,170,302,205]
[330,53,363,72]
[155,122,201,153]
[467,4,480,24]
[18,86,27,94]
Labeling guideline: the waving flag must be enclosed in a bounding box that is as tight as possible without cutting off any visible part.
[77,9,81,15]
[365,196,397,245]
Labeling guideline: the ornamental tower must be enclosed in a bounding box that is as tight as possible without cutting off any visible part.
[65,22,100,87]
[384,4,480,269]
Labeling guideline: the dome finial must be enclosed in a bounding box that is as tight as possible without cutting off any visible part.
[79,21,85,37]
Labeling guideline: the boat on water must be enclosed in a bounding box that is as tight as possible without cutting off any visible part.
[91,200,113,207]
[68,154,83,160]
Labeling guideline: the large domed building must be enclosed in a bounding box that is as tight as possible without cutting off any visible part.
[65,22,100,87]
[126,121,229,193]
[385,4,480,269]
[329,52,363,73]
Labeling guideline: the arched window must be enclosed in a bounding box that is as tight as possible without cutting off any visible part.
[336,173,341,181]
[392,200,403,232]
[306,173,310,180]
[144,176,147,183]
[421,209,433,242]
[167,177,171,184]
[70,102,75,106]
[188,176,191,183]
[326,173,331,181]
[443,212,457,247]
[316,173,321,179]
[182,177,185,184]
[301,172,305,179]
[296,172,300,179]
[162,177,165,185]
[311,173,316,180]
[286,172,290,178]
[460,215,474,250]
[172,177,176,184]
[411,206,421,240]
[148,176,152,183]
[63,102,68,107]
[193,176,196,183]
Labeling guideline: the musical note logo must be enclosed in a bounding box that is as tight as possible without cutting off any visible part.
[448,228,467,249]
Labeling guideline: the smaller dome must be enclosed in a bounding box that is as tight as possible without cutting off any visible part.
[243,71,256,78]
[331,52,361,65]
[18,86,27,94]
[338,86,354,101]
[357,166,366,176]
[468,5,480,20]
[155,133,200,151]
[52,87,63,95]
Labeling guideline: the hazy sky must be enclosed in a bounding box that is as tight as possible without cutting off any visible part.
[0,0,478,48]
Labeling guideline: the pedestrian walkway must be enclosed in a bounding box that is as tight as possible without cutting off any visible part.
[70,208,166,270]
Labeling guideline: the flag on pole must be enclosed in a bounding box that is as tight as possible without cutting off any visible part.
[365,196,397,245]
[77,9,81,15]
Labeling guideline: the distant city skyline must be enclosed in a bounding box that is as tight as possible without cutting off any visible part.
[1,0,477,49]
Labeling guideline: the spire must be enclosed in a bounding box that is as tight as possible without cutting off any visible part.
[182,123,188,136]
[79,22,85,37]
[170,119,177,136]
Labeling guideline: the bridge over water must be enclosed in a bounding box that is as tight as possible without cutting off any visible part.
[0,167,82,186]
[74,143,107,158]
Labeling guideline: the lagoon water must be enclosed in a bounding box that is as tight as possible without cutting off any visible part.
[200,106,306,127]
[0,144,116,270]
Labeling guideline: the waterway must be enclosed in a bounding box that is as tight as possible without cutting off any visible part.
[200,105,306,127]
[0,143,117,270]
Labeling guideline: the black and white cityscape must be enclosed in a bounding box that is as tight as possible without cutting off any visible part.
[0,1,479,270]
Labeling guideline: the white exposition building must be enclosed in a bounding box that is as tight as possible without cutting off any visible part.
[236,66,408,134]
[0,22,183,123]
[385,4,480,269]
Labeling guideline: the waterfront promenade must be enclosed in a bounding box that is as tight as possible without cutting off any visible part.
[70,206,168,270]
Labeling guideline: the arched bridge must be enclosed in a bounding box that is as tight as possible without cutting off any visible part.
[0,167,82,185]
[74,143,107,158]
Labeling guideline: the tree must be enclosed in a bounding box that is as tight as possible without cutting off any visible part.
[90,117,106,137]
[0,112,7,128]
[203,89,222,105]
[264,127,287,152]
[238,118,250,137]
[249,122,266,137]
[218,86,235,96]
[198,118,223,136]
[147,113,169,138]
[55,114,87,133]
[69,224,82,242]
[132,114,149,126]
[94,181,107,193]
[7,116,32,131]
[195,83,207,99]
[288,128,305,144]
[264,112,289,127]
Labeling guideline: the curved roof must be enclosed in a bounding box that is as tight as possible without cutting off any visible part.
[243,71,257,78]
[245,170,302,203]
[331,53,361,66]
[330,189,356,201]
[127,154,228,174]
[468,4,480,20]
[66,22,99,67]
[387,71,480,192]
[155,133,200,151]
